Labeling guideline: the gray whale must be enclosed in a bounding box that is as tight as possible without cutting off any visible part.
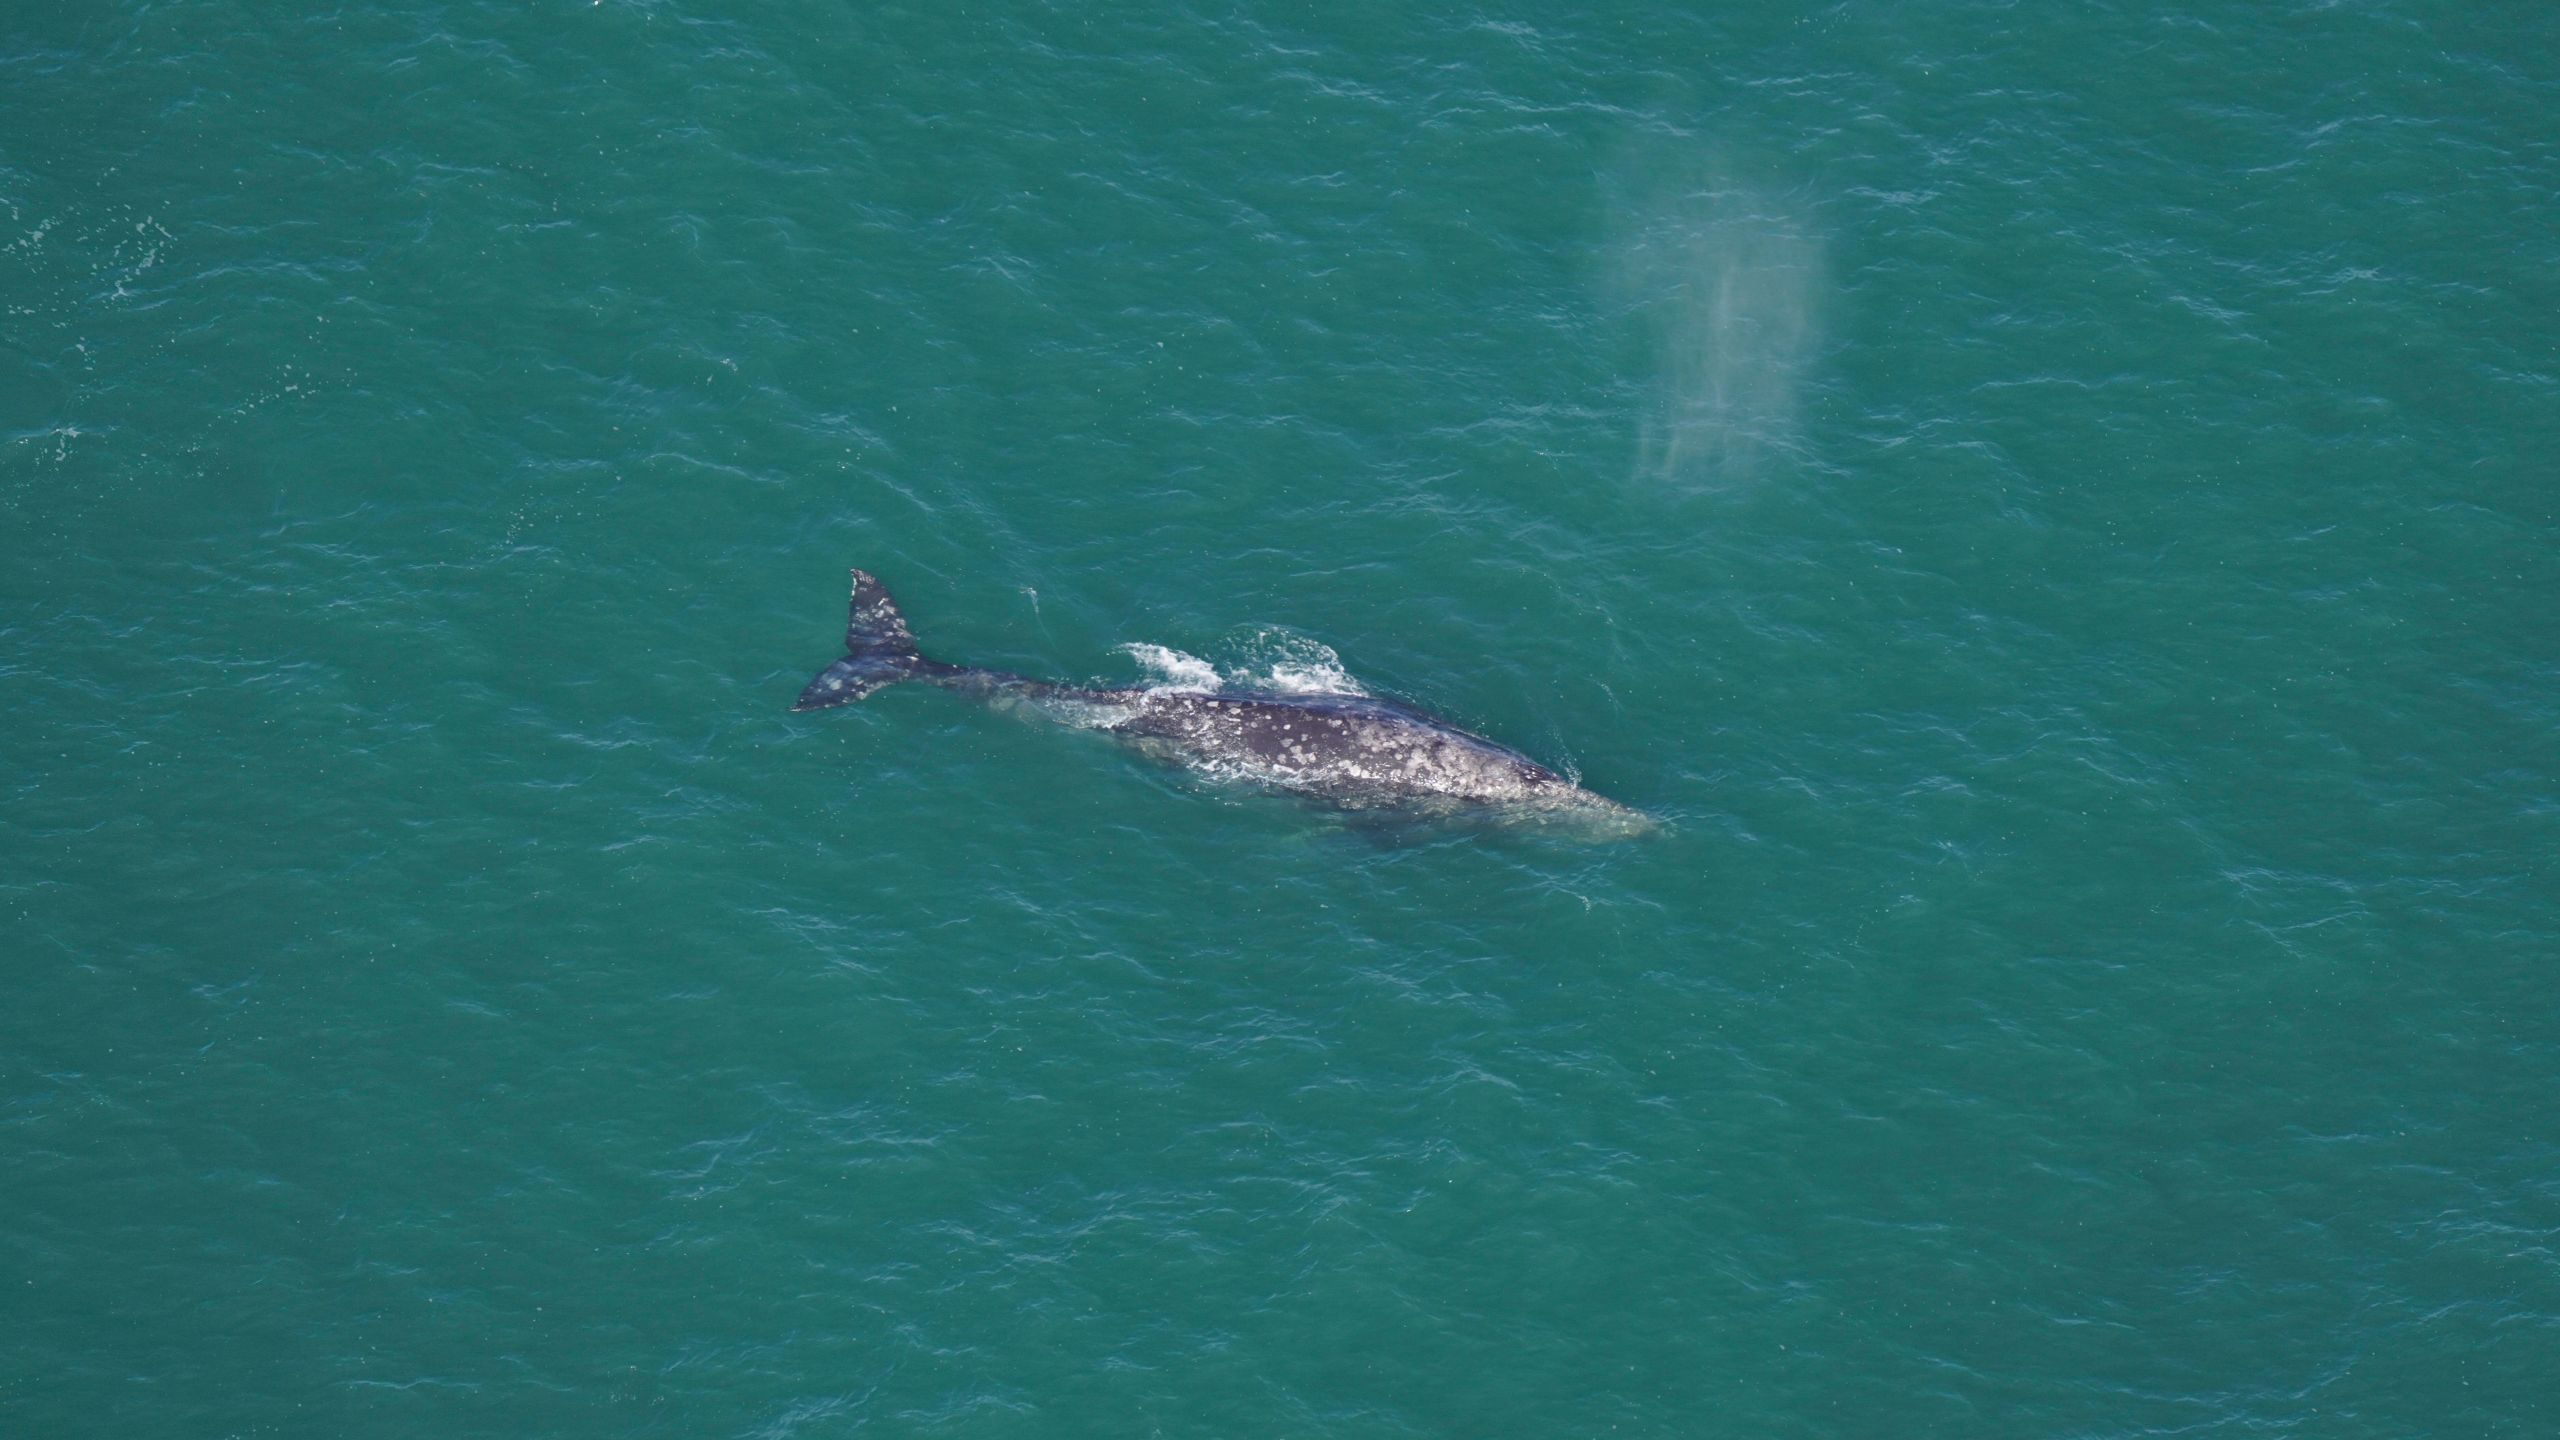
[794,570,1650,832]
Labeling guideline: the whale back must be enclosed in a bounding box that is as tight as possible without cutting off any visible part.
[794,568,1650,830]
[1108,689,1575,809]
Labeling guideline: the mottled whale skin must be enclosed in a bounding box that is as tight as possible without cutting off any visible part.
[794,570,1650,833]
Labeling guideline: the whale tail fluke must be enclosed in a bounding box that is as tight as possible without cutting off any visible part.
[842,567,914,655]
[793,569,930,711]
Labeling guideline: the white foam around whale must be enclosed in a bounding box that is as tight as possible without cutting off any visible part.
[1115,643,1221,693]
[1116,630,1368,698]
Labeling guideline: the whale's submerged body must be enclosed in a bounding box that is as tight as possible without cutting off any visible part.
[794,570,1651,834]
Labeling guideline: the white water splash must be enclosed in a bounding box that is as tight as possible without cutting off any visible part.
[1115,630,1368,697]
[1116,643,1222,693]
[1237,628,1367,696]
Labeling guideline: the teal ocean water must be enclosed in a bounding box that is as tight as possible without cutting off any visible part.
[7,3,2556,1434]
